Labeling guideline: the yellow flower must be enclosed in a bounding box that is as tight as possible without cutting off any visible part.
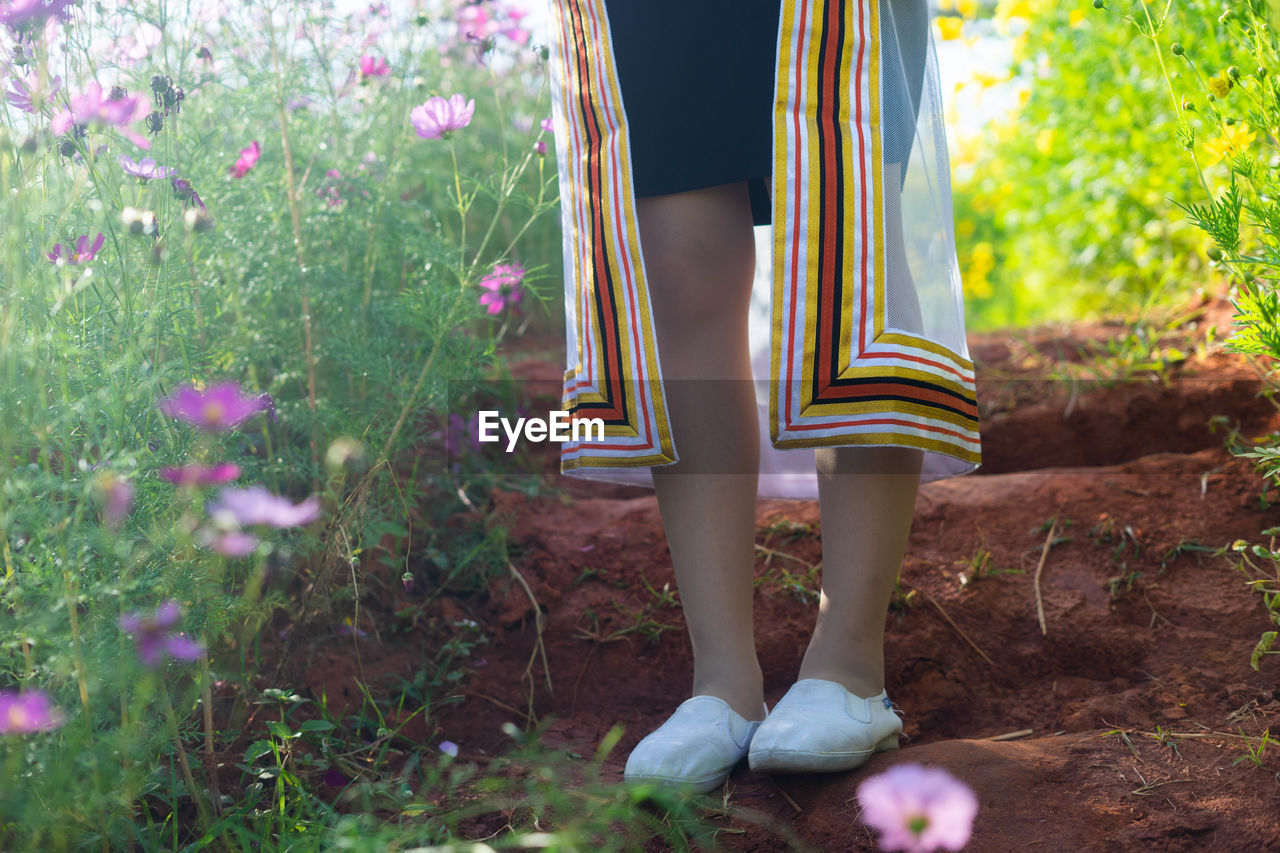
[1208,73,1233,98]
[936,15,964,40]
[971,70,1006,90]
[1017,87,1031,107]
[996,0,1035,21]
[1203,123,1256,165]
[1069,9,1085,26]
[957,0,979,16]
[1035,128,1054,155]
[963,242,995,299]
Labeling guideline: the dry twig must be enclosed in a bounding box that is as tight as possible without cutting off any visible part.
[509,562,553,728]
[984,728,1034,742]
[905,584,995,667]
[1034,517,1060,636]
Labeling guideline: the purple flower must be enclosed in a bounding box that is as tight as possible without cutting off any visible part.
[47,232,104,265]
[5,67,59,113]
[160,462,240,487]
[207,485,322,528]
[256,392,276,423]
[118,601,205,668]
[157,382,270,431]
[0,0,78,33]
[0,689,65,734]
[336,617,367,638]
[856,764,979,853]
[119,153,175,181]
[171,177,205,210]
[359,54,388,77]
[478,262,524,315]
[533,140,546,155]
[438,740,458,757]
[410,94,475,139]
[446,411,485,458]
[540,117,553,133]
[322,767,350,787]
[50,81,152,150]
[229,140,260,178]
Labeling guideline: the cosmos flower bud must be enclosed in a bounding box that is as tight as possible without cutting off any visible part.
[1170,42,1184,56]
[184,207,214,232]
[325,437,364,472]
[121,206,158,236]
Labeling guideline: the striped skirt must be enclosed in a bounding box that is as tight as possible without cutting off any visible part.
[546,0,982,498]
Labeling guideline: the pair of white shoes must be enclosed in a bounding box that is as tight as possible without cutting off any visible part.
[623,679,904,794]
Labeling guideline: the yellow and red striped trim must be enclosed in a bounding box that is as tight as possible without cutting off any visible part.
[769,0,980,463]
[548,0,675,469]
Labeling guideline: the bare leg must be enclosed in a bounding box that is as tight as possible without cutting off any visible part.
[637,182,764,722]
[800,162,923,697]
[801,444,921,697]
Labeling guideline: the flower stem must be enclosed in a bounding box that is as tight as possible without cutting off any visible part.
[268,11,320,490]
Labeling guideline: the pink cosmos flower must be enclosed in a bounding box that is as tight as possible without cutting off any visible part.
[539,117,553,133]
[198,527,259,557]
[160,462,240,487]
[478,262,524,315]
[498,23,529,46]
[411,94,474,139]
[47,232,104,265]
[97,474,134,529]
[0,689,65,734]
[0,0,78,33]
[157,382,271,431]
[856,764,979,853]
[118,601,204,668]
[207,485,321,528]
[119,153,175,181]
[359,54,388,77]
[229,140,260,178]
[50,81,152,150]
[5,68,60,113]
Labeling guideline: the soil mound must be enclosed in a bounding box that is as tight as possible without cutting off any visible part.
[307,291,1280,850]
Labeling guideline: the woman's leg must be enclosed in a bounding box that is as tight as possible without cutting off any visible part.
[636,181,764,722]
[801,443,922,698]
[800,161,923,698]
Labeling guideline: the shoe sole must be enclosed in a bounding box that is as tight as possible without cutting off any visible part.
[624,768,732,794]
[748,733,899,774]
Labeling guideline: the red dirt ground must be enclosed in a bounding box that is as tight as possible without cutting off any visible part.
[280,289,1280,851]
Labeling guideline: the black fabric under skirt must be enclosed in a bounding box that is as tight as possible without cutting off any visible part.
[605,0,928,227]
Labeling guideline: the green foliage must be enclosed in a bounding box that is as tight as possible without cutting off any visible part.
[1221,534,1280,670]
[0,0,564,847]
[952,0,1253,328]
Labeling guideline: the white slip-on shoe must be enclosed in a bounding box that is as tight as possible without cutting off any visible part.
[623,696,768,794]
[747,679,903,774]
